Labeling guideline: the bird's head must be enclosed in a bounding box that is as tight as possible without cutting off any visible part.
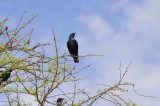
[69,32,76,38]
[9,69,13,72]
[57,98,66,106]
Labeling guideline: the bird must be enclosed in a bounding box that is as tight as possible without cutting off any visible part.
[5,26,8,31]
[67,32,79,63]
[57,98,65,106]
[0,69,12,85]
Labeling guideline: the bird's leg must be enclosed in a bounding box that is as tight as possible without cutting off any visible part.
[70,54,73,57]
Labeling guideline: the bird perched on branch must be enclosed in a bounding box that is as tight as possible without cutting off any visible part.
[67,32,79,63]
[57,98,65,106]
[5,26,8,31]
[0,69,12,85]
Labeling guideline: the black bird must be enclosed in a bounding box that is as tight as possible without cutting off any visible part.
[5,26,8,31]
[67,32,79,63]
[57,98,65,106]
[0,69,12,85]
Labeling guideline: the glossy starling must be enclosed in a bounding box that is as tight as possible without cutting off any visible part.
[0,69,12,85]
[67,32,79,63]
[57,98,64,106]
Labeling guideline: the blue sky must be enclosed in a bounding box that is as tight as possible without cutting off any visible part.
[0,0,160,106]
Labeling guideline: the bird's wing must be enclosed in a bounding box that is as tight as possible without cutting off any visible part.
[67,41,72,54]
[67,40,78,54]
[0,71,10,78]
[74,40,78,54]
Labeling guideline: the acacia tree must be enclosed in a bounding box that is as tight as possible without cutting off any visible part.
[0,15,155,106]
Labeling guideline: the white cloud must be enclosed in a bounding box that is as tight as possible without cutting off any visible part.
[126,0,160,41]
[77,15,113,40]
[76,0,160,105]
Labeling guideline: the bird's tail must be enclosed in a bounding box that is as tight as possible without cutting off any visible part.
[73,55,79,63]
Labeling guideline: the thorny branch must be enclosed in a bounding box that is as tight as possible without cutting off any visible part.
[0,15,155,106]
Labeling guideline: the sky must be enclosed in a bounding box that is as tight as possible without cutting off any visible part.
[0,0,160,106]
